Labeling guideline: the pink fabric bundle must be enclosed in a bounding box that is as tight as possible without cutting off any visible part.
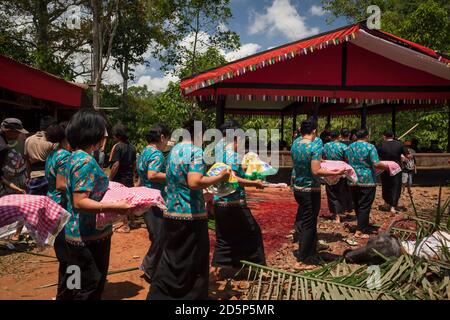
[0,195,70,246]
[376,161,402,176]
[320,160,358,185]
[96,182,166,229]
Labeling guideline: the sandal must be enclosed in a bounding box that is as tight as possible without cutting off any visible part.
[344,237,358,246]
[354,232,370,239]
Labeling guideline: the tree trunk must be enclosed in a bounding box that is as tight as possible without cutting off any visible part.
[91,0,102,109]
[35,0,51,71]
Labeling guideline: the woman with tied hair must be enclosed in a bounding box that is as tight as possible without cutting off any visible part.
[62,109,131,300]
[44,121,72,299]
[291,118,346,268]
[148,119,230,300]
[137,123,171,283]
[211,120,266,277]
[345,129,388,242]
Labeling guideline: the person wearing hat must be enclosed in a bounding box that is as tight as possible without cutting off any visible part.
[0,118,28,196]
[24,115,57,196]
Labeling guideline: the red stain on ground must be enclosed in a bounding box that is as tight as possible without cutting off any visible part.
[209,187,330,258]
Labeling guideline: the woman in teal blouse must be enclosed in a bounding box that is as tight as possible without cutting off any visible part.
[44,121,71,299]
[148,120,230,300]
[211,120,266,275]
[137,123,171,283]
[345,129,387,240]
[291,119,346,267]
[63,109,131,300]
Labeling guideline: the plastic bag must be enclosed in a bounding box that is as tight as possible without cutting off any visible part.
[241,152,278,180]
[206,163,239,197]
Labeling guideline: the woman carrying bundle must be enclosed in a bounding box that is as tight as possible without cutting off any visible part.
[137,123,170,283]
[44,121,72,299]
[63,109,131,300]
[211,120,266,276]
[345,129,387,241]
[291,119,346,267]
[322,130,352,223]
[148,119,230,300]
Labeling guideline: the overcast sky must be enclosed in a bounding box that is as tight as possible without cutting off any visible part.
[101,0,348,92]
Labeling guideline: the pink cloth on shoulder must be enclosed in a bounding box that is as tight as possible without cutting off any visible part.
[376,161,402,176]
[320,160,358,185]
[96,182,166,229]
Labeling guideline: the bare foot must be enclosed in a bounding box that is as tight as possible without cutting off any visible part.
[114,224,130,233]
[293,262,318,271]
[354,231,369,239]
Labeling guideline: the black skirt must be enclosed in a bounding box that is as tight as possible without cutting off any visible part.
[141,206,164,281]
[325,178,347,214]
[148,218,210,300]
[212,203,266,268]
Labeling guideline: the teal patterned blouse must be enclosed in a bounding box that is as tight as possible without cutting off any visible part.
[345,141,380,186]
[165,142,207,220]
[45,148,71,205]
[291,137,323,192]
[322,141,348,161]
[64,150,111,243]
[137,145,166,199]
[213,143,246,205]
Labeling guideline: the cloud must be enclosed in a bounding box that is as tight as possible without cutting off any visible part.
[224,43,261,61]
[133,73,179,92]
[310,5,325,16]
[248,0,319,41]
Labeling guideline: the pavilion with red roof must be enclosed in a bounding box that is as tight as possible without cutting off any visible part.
[180,21,450,139]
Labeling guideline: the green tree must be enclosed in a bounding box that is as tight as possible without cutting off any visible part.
[0,0,91,79]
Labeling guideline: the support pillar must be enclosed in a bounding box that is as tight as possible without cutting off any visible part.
[313,102,320,121]
[361,103,367,129]
[281,113,285,142]
[215,97,225,129]
[292,105,297,137]
[392,105,396,137]
[327,113,331,126]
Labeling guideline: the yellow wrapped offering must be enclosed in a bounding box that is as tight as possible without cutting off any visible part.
[206,163,239,197]
[242,152,278,180]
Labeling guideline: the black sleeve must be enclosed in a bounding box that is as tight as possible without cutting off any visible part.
[110,143,123,163]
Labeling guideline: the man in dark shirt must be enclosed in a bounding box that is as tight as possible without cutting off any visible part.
[109,123,137,233]
[378,130,407,213]
[320,124,332,144]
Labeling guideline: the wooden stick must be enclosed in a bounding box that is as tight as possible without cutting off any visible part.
[0,245,57,259]
[398,123,419,140]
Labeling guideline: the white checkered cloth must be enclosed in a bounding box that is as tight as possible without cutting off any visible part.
[0,195,70,246]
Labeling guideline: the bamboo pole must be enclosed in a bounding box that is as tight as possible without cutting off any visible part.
[397,123,419,140]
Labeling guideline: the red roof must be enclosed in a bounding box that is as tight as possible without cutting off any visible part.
[180,22,450,108]
[0,55,87,108]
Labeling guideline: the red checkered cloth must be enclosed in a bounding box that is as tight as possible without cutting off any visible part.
[0,195,70,246]
[376,161,402,176]
[96,182,166,229]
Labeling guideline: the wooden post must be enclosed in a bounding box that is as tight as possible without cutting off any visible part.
[447,105,450,153]
[215,98,225,129]
[392,105,396,137]
[281,113,285,142]
[327,113,331,126]
[361,103,367,129]
[313,102,320,121]
[292,105,297,137]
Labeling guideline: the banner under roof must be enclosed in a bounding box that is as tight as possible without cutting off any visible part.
[180,22,450,108]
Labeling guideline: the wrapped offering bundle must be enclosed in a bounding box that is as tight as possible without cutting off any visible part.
[241,152,277,180]
[0,195,70,246]
[96,182,166,229]
[320,160,358,185]
[206,163,239,197]
[376,161,402,176]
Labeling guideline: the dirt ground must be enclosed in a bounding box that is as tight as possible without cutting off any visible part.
[0,185,448,300]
